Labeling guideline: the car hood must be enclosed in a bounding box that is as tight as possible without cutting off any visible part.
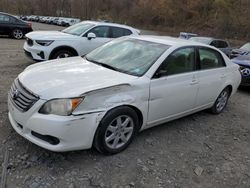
[25,31,78,40]
[18,57,138,99]
[232,48,249,55]
[232,55,250,66]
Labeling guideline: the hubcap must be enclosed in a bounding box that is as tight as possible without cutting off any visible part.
[13,30,23,39]
[216,91,228,112]
[56,53,70,59]
[105,115,134,149]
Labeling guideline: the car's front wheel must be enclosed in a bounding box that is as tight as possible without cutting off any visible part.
[12,29,23,39]
[51,50,74,59]
[94,106,139,155]
[210,87,230,114]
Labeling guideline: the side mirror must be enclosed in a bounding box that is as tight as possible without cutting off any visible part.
[87,32,96,40]
[154,69,168,78]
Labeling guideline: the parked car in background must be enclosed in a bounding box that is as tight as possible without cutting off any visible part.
[230,42,250,59]
[55,17,65,26]
[179,32,198,39]
[9,36,241,154]
[52,18,59,25]
[0,12,33,39]
[189,37,232,57]
[61,18,81,27]
[231,54,250,86]
[23,21,140,61]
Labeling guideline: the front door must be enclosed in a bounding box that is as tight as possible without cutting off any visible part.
[148,47,199,126]
[80,26,112,55]
[0,14,11,35]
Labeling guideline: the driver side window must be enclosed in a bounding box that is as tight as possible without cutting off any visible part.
[86,26,110,38]
[156,47,195,77]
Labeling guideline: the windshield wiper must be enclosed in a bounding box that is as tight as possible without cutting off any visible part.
[85,56,118,71]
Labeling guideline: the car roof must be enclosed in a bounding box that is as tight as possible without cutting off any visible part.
[129,35,213,48]
[191,36,228,42]
[0,12,15,17]
[83,20,138,32]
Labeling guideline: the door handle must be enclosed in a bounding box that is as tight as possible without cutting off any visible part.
[220,74,226,79]
[190,79,199,85]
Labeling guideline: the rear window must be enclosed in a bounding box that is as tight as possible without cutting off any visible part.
[199,48,226,70]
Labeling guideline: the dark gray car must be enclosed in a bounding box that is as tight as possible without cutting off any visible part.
[189,37,232,57]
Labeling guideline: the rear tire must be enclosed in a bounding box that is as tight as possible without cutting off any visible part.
[210,87,230,114]
[12,29,23,39]
[94,106,139,155]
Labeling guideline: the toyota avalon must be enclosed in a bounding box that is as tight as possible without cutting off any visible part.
[8,36,241,154]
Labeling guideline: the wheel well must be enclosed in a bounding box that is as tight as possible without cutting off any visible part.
[102,105,144,130]
[225,85,233,96]
[49,46,78,59]
[124,105,144,130]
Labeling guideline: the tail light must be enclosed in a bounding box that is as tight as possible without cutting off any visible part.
[27,22,32,28]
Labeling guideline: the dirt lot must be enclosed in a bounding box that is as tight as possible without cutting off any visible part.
[0,22,250,188]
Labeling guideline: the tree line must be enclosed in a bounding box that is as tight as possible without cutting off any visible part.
[0,0,249,39]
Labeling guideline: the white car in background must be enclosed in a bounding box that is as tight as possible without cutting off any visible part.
[23,21,140,61]
[61,18,81,27]
[9,36,241,154]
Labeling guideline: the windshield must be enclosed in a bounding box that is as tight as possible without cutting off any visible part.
[241,43,250,50]
[85,38,170,76]
[62,22,95,36]
[189,37,211,44]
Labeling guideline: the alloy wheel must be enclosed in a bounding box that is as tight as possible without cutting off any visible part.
[105,115,134,150]
[13,29,23,39]
[216,90,228,112]
[56,53,71,59]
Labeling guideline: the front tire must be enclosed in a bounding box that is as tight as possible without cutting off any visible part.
[12,29,23,39]
[51,50,74,59]
[210,87,230,114]
[94,106,139,155]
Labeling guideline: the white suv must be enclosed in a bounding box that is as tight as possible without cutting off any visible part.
[23,21,140,61]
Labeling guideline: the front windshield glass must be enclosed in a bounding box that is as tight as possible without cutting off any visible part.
[62,22,94,36]
[241,43,250,50]
[85,38,170,76]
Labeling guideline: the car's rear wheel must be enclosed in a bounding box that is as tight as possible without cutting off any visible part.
[210,87,230,114]
[51,50,74,59]
[12,29,23,39]
[94,106,139,155]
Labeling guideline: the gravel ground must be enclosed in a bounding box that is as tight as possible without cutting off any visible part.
[0,22,250,188]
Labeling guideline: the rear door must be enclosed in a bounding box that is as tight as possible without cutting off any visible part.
[195,47,227,107]
[109,27,132,38]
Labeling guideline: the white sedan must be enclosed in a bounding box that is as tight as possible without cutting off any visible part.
[23,21,139,61]
[9,36,241,154]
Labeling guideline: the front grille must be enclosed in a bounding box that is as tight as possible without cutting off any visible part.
[9,79,39,112]
[239,64,250,78]
[26,38,33,46]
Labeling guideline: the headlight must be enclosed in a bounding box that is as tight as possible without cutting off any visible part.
[35,40,54,46]
[39,98,83,116]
